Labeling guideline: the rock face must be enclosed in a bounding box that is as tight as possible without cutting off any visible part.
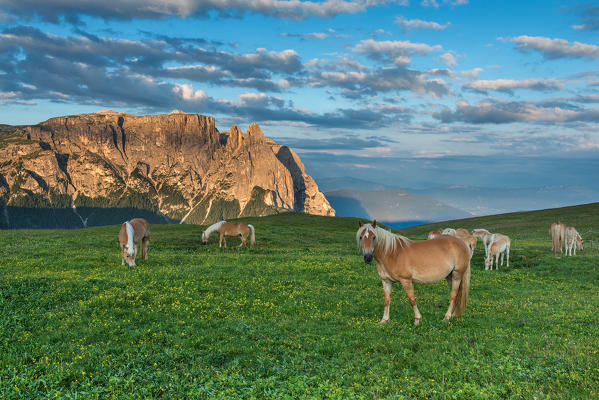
[0,111,334,228]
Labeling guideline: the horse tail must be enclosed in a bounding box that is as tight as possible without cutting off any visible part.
[248,224,255,247]
[452,259,471,318]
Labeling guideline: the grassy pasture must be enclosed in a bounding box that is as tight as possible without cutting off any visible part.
[1,204,599,399]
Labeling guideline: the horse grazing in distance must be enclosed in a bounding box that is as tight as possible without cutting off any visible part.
[550,222,566,254]
[485,233,510,270]
[564,227,583,256]
[427,229,443,239]
[472,228,493,257]
[119,218,150,267]
[357,220,471,326]
[454,230,477,258]
[202,220,255,248]
[442,228,456,236]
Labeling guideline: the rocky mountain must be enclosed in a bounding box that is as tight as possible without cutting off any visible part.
[0,110,334,228]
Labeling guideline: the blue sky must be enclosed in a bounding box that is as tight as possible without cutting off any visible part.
[1,0,598,191]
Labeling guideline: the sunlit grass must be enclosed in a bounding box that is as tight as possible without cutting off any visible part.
[1,206,599,399]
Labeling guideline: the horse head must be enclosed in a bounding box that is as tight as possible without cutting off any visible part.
[122,244,138,267]
[577,234,584,251]
[357,220,378,264]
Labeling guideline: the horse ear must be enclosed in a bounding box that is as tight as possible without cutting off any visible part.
[372,220,377,228]
[358,220,363,228]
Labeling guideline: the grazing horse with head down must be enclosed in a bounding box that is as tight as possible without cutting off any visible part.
[484,233,510,270]
[119,218,150,267]
[550,222,566,254]
[564,227,583,256]
[202,220,255,248]
[357,220,471,326]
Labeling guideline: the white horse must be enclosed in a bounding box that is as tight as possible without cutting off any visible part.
[564,227,583,256]
[484,233,510,270]
[472,228,493,257]
[442,228,456,236]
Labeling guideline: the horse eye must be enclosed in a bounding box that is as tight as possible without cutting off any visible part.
[360,236,363,240]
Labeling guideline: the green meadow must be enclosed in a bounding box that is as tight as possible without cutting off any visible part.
[1,203,599,399]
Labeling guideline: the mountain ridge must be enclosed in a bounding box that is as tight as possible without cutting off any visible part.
[0,110,334,228]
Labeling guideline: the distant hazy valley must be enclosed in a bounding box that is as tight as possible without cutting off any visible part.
[319,177,599,227]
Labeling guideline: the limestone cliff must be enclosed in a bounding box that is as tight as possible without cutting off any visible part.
[0,111,334,228]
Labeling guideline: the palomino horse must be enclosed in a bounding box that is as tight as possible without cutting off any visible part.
[119,218,150,267]
[472,229,493,257]
[565,227,583,256]
[431,228,476,257]
[454,230,477,258]
[484,233,510,270]
[550,222,566,254]
[357,220,471,326]
[202,220,255,248]
[427,229,443,240]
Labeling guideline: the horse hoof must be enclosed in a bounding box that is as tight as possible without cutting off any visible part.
[379,318,389,324]
[414,318,422,326]
[443,315,451,322]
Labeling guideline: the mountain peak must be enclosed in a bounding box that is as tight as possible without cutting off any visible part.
[0,111,334,228]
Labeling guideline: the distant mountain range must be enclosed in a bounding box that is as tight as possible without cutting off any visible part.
[319,176,599,225]
[0,110,333,229]
[325,189,470,229]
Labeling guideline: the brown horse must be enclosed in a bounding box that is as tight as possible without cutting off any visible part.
[202,220,255,248]
[119,218,150,267]
[357,220,471,326]
[550,222,566,254]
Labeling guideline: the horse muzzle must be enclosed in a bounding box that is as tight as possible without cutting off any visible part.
[363,253,373,264]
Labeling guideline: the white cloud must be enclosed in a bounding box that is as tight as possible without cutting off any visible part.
[508,35,599,59]
[395,16,451,31]
[463,78,564,93]
[1,0,397,21]
[461,67,483,78]
[173,83,207,101]
[439,52,457,67]
[354,39,442,66]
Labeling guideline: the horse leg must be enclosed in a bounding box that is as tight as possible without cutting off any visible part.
[379,279,393,324]
[219,233,223,248]
[506,246,510,266]
[444,271,463,321]
[142,237,149,259]
[445,273,453,287]
[238,233,245,247]
[399,278,422,326]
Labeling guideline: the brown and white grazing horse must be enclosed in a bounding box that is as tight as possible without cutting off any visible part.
[357,220,471,326]
[438,227,477,258]
[119,218,150,267]
[564,227,583,256]
[472,228,493,257]
[202,220,255,248]
[484,233,510,270]
[550,222,566,254]
[427,229,443,240]
[454,231,477,258]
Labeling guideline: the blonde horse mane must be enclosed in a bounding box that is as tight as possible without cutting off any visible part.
[125,221,135,256]
[204,220,227,238]
[356,224,412,256]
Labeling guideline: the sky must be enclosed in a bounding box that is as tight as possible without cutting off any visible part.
[1,0,598,191]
